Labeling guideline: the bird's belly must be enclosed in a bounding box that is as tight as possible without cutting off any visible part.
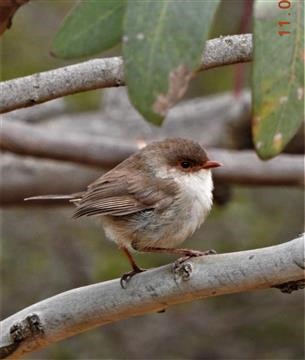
[100,194,210,250]
[100,170,213,250]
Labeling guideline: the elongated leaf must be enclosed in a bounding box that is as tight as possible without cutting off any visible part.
[123,0,220,125]
[253,0,304,159]
[52,0,125,59]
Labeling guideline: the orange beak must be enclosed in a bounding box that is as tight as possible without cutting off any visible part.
[202,160,223,169]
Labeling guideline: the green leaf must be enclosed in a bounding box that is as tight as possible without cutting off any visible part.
[252,0,304,159]
[123,0,220,125]
[52,0,125,59]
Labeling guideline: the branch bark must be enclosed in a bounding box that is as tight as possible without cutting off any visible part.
[1,89,252,149]
[1,147,303,206]
[0,121,304,203]
[0,34,253,113]
[0,88,302,206]
[0,121,137,168]
[1,235,304,359]
[3,99,67,123]
[0,154,101,206]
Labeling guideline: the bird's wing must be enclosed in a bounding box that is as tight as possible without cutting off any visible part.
[73,169,179,218]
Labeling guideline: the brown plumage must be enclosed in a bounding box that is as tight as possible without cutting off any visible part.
[25,138,222,287]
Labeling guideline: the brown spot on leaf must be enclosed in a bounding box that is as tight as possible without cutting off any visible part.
[153,65,193,116]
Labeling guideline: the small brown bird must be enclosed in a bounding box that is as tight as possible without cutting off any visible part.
[26,138,222,287]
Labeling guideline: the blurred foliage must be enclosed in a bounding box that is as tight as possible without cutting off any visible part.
[187,0,252,98]
[0,0,102,111]
[52,0,125,59]
[122,0,221,125]
[44,0,305,153]
[51,0,221,125]
[1,1,304,359]
[0,0,251,109]
[253,0,304,159]
[1,1,75,80]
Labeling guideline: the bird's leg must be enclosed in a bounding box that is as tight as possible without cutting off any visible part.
[133,246,217,268]
[120,247,146,288]
[133,246,217,258]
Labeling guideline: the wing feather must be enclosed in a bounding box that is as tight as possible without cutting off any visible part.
[73,168,179,218]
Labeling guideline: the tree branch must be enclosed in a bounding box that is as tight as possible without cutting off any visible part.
[0,154,101,206]
[211,149,304,187]
[0,34,253,113]
[3,99,67,123]
[1,147,303,206]
[1,235,304,359]
[0,121,304,202]
[0,121,137,168]
[0,88,302,206]
[1,89,252,149]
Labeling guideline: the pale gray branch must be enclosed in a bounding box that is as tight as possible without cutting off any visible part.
[0,120,137,168]
[0,88,302,206]
[0,154,101,206]
[0,34,252,113]
[212,150,304,187]
[4,99,67,123]
[0,235,304,359]
[1,89,252,148]
[0,119,304,207]
[0,57,124,114]
[1,147,303,206]
[199,34,252,70]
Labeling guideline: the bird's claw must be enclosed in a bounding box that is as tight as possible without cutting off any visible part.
[174,249,217,269]
[203,249,217,255]
[120,268,146,289]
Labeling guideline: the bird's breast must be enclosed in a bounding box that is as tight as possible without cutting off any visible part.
[173,170,214,232]
[100,170,214,250]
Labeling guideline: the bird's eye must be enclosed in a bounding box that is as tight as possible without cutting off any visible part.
[181,161,192,169]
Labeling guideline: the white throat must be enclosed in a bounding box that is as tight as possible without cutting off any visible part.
[175,169,213,215]
[156,166,214,231]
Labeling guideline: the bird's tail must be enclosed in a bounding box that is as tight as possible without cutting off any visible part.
[24,192,83,203]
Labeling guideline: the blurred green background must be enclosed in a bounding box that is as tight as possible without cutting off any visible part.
[1,1,304,359]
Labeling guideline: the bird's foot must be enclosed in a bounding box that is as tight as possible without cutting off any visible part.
[173,249,217,281]
[174,249,217,268]
[120,267,146,289]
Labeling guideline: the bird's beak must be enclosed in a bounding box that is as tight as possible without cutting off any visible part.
[202,160,223,169]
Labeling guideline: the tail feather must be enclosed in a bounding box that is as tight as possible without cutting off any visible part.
[24,193,83,202]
